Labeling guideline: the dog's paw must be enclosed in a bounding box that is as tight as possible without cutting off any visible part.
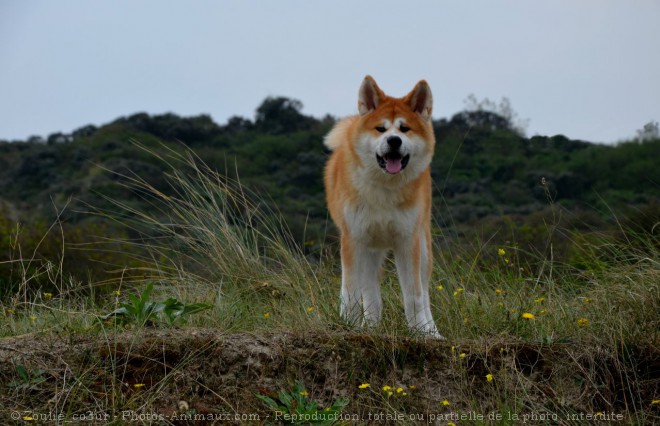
[414,324,445,340]
[427,331,446,340]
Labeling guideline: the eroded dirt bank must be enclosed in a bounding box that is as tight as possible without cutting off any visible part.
[1,329,658,424]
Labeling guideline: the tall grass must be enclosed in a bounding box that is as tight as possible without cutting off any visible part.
[90,141,340,333]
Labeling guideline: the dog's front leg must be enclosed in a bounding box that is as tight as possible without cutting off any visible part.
[339,236,385,327]
[394,235,441,337]
[357,247,386,327]
[339,234,362,325]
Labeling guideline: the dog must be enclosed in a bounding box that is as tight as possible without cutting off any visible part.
[324,75,441,337]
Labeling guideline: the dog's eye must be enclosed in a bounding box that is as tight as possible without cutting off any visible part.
[400,125,411,133]
[375,126,387,133]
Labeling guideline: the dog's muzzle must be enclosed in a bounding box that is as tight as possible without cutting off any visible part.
[377,135,409,174]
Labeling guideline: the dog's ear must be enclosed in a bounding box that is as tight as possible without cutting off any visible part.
[358,75,384,115]
[405,80,433,121]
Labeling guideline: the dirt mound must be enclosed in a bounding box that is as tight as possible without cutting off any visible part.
[1,329,658,424]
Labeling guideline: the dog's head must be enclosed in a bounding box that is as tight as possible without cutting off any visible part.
[354,75,435,180]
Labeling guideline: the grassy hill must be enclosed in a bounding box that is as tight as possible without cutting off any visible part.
[0,99,658,423]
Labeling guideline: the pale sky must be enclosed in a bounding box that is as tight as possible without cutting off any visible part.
[1,1,659,143]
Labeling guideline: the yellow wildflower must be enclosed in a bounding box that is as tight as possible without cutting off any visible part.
[498,248,506,256]
[442,399,450,406]
[263,312,270,318]
[437,285,444,290]
[402,392,408,396]
[382,385,391,391]
[113,290,121,296]
[358,383,370,389]
[459,353,466,359]
[29,315,37,322]
[299,390,309,397]
[43,292,53,299]
[486,373,493,382]
[495,289,504,294]
[577,318,589,327]
[23,416,34,421]
[522,312,535,320]
[651,399,660,405]
[387,391,393,397]
[534,297,545,303]
[306,306,314,312]
[448,423,456,426]
[582,297,592,303]
[133,383,145,388]
[396,387,404,393]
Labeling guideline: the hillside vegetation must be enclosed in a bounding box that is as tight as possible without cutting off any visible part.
[0,98,658,424]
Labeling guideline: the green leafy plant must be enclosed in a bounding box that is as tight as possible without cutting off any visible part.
[102,283,212,326]
[9,363,46,391]
[256,380,348,425]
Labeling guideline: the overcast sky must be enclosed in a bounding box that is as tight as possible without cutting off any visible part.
[1,1,658,144]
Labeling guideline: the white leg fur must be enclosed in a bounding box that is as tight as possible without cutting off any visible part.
[357,247,386,326]
[339,254,361,326]
[394,236,442,338]
[340,243,386,327]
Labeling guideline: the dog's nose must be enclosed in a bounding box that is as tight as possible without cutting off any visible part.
[387,136,402,150]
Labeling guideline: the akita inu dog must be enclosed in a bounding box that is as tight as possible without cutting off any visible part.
[324,75,441,337]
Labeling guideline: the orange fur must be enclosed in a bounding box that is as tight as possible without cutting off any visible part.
[324,76,441,337]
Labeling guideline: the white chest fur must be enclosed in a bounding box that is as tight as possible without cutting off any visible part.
[343,181,420,250]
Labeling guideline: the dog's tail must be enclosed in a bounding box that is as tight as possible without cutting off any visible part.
[324,116,357,151]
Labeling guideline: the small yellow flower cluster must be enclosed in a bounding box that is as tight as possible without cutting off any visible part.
[522,312,535,320]
[498,248,511,264]
[358,383,370,389]
[451,345,468,360]
[380,384,412,397]
[576,318,589,327]
[306,306,314,313]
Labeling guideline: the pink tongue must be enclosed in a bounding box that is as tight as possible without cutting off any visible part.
[386,158,403,174]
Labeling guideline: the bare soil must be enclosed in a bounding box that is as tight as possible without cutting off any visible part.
[1,329,658,424]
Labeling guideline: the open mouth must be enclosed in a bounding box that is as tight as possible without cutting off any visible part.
[376,153,410,174]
